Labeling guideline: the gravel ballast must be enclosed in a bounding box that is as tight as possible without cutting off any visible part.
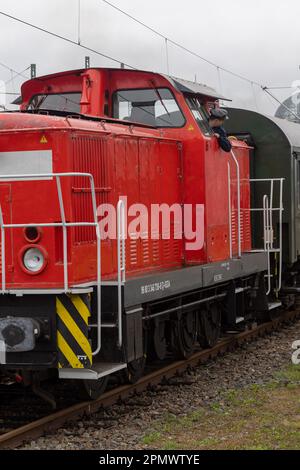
[22,320,300,450]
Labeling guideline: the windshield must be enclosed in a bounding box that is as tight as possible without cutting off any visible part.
[27,93,82,113]
[113,88,185,128]
[185,96,213,136]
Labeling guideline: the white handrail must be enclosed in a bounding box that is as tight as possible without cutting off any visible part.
[56,176,68,292]
[277,178,284,293]
[117,199,126,348]
[230,150,241,258]
[250,178,284,295]
[227,162,232,259]
[263,195,271,296]
[0,206,5,292]
[90,175,102,357]
[0,172,102,356]
[270,179,274,250]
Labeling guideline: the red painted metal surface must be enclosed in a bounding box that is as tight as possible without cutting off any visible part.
[0,68,252,289]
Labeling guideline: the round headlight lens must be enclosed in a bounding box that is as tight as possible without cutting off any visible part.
[23,248,45,273]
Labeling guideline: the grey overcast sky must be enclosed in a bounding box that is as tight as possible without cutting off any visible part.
[0,0,299,112]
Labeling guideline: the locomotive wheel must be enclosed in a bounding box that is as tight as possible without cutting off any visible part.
[149,320,167,361]
[171,311,198,359]
[198,304,221,349]
[126,355,147,384]
[123,328,148,384]
[78,376,108,401]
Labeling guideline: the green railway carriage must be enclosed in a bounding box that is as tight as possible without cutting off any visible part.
[226,108,300,297]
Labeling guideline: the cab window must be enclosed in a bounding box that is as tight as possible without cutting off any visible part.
[27,93,82,113]
[185,96,212,136]
[113,88,185,128]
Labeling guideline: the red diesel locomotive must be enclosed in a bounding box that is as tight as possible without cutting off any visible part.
[0,68,271,401]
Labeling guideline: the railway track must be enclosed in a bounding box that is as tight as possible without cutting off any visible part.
[0,308,299,450]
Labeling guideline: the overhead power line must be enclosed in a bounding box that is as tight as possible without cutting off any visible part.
[0,63,30,98]
[5,65,31,86]
[0,10,136,70]
[100,0,300,120]
[0,5,299,120]
[0,61,29,80]
[266,86,297,90]
[262,87,300,121]
[100,0,263,87]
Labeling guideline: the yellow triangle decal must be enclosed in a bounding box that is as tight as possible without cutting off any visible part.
[40,136,48,144]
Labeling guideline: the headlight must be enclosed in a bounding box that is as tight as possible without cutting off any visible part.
[23,248,45,273]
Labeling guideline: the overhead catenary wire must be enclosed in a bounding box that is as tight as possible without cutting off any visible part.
[262,87,300,121]
[251,82,259,112]
[0,64,30,99]
[10,69,15,94]
[217,67,223,94]
[5,65,31,86]
[0,10,136,70]
[0,61,29,80]
[0,60,21,75]
[0,6,286,95]
[0,5,299,120]
[100,0,300,120]
[78,0,81,45]
[100,0,262,88]
[266,86,296,90]
[165,38,170,76]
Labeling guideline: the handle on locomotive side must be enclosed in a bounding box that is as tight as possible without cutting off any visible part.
[230,150,242,258]
[117,199,126,348]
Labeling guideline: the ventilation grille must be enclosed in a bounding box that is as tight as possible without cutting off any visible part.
[71,136,110,244]
[243,209,251,248]
[231,210,238,247]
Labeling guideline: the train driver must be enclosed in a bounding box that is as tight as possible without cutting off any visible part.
[208,108,232,153]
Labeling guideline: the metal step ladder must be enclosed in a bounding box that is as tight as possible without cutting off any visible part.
[248,178,284,296]
[59,363,127,380]
[268,301,282,311]
[101,200,126,345]
[60,198,127,381]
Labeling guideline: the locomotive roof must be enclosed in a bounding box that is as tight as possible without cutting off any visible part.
[17,67,230,102]
[225,108,300,152]
[167,76,231,101]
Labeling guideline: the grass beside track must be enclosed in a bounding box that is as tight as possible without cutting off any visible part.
[141,365,300,450]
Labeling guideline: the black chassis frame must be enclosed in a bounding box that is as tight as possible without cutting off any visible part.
[101,252,268,364]
[0,252,268,371]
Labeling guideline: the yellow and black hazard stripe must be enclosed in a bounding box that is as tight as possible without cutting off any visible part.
[56,294,92,369]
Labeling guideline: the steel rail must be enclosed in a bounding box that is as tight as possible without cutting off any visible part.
[0,308,299,450]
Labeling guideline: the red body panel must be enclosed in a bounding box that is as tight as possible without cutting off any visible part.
[0,119,183,288]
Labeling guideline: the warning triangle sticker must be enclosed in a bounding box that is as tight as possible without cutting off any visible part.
[40,136,48,144]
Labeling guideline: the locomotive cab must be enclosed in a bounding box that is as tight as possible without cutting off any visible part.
[20,68,253,263]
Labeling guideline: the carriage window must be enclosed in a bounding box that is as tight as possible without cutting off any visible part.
[185,96,213,136]
[27,93,82,113]
[113,88,185,128]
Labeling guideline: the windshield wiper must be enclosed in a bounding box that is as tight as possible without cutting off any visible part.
[30,94,47,111]
[150,81,170,117]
